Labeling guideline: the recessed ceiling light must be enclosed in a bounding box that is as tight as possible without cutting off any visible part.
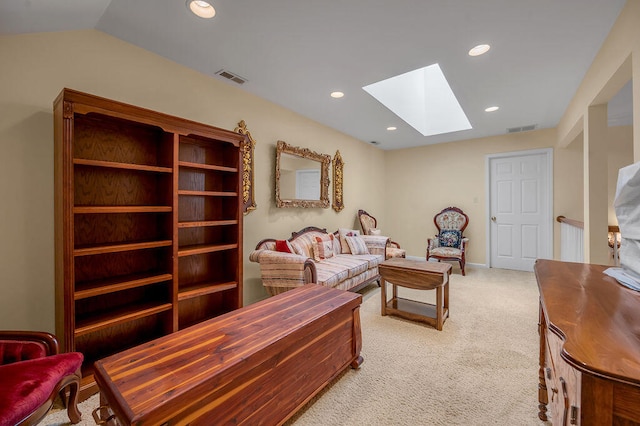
[387,126,397,131]
[363,63,472,137]
[187,0,216,19]
[485,106,499,112]
[330,91,344,98]
[469,44,490,57]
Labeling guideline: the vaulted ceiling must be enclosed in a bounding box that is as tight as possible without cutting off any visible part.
[0,0,630,149]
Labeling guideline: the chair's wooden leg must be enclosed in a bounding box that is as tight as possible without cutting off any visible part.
[460,260,465,276]
[65,374,82,424]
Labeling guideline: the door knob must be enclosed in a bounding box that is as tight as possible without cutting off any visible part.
[491,216,496,222]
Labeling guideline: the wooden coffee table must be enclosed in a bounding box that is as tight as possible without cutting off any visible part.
[379,258,452,330]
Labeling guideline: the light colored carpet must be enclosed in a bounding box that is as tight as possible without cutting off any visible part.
[43,267,549,425]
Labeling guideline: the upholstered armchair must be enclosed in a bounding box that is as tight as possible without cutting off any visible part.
[358,209,406,259]
[426,207,469,275]
[0,331,83,425]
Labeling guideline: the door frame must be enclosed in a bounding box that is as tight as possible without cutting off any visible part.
[485,148,554,268]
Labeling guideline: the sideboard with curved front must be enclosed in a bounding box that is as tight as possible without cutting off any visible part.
[535,259,640,425]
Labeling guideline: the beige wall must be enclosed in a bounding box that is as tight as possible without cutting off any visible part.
[0,30,385,332]
[608,126,634,224]
[383,124,631,267]
[557,0,640,149]
[552,135,584,258]
[554,0,639,263]
[383,128,555,264]
[534,125,632,263]
[1,1,636,333]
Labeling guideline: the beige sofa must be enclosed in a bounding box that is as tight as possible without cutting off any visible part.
[249,226,389,296]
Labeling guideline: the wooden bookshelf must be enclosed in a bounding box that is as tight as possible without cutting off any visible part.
[54,88,245,399]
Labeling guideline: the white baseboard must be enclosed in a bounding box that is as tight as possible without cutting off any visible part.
[405,255,424,261]
[404,255,488,269]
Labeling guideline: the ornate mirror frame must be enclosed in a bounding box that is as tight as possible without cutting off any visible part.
[332,150,344,212]
[234,120,257,215]
[275,140,331,208]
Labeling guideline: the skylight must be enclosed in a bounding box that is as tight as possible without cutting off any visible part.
[362,64,472,137]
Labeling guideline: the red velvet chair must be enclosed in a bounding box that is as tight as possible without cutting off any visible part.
[0,331,83,426]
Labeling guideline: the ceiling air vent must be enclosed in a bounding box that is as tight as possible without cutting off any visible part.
[215,69,247,85]
[507,124,537,133]
[370,141,380,145]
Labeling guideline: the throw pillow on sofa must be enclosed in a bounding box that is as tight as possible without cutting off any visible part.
[345,236,370,255]
[275,239,296,254]
[338,228,360,254]
[312,234,335,261]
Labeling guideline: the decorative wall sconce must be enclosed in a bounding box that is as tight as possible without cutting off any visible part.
[235,120,257,215]
[332,150,344,212]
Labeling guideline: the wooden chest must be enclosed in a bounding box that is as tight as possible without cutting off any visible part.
[93,284,363,425]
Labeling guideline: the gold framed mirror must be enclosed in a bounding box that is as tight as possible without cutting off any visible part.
[276,140,331,208]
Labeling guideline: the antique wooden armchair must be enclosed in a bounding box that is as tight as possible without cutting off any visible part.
[0,331,83,425]
[357,209,406,259]
[426,207,469,275]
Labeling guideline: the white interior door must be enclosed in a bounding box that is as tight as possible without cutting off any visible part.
[487,149,553,271]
